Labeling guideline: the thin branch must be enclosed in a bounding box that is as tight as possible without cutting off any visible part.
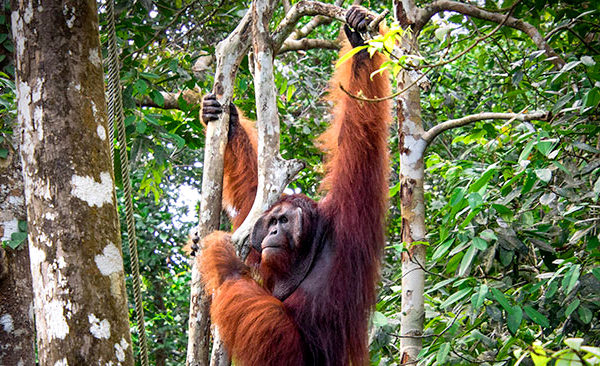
[338,69,430,102]
[413,0,566,69]
[422,111,550,146]
[415,0,517,70]
[136,90,202,109]
[278,38,341,53]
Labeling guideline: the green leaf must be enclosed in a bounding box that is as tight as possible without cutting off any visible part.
[562,264,581,295]
[18,220,27,232]
[168,133,186,149]
[136,121,147,134]
[580,346,600,358]
[124,115,136,127]
[512,70,524,86]
[492,204,512,216]
[372,311,388,327]
[458,244,477,276]
[573,141,600,154]
[470,165,497,192]
[472,284,488,309]
[519,140,535,162]
[449,187,465,207]
[536,138,556,157]
[531,342,549,366]
[134,79,148,95]
[565,338,584,351]
[467,192,483,209]
[578,306,593,324]
[592,268,600,282]
[440,287,473,309]
[389,182,400,198]
[0,148,7,159]
[480,230,497,241]
[582,87,600,108]
[507,305,523,335]
[144,115,161,126]
[140,71,160,80]
[565,299,580,317]
[335,46,368,67]
[555,351,581,366]
[432,238,454,262]
[286,84,296,102]
[524,306,550,327]
[535,169,552,182]
[491,288,512,312]
[150,90,165,107]
[436,342,451,364]
[8,232,27,249]
[473,237,488,250]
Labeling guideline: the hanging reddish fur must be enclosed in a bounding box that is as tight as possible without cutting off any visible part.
[197,6,392,366]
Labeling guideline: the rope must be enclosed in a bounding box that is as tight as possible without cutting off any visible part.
[103,1,150,365]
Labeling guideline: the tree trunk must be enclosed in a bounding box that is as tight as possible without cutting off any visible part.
[13,2,134,365]
[395,1,427,364]
[0,138,35,365]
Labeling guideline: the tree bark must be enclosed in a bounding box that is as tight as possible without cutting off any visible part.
[394,1,427,364]
[13,1,134,365]
[187,10,253,366]
[0,137,35,366]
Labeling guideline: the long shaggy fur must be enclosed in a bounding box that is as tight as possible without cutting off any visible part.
[198,27,391,366]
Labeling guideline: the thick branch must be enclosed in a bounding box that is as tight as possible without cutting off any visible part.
[412,0,565,69]
[187,10,253,366]
[279,38,341,53]
[422,111,549,146]
[286,0,343,40]
[231,0,305,256]
[273,1,345,52]
[137,90,203,109]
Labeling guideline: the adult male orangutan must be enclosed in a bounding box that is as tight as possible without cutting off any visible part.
[194,5,392,365]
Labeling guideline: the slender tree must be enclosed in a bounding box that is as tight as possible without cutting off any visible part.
[13,1,133,365]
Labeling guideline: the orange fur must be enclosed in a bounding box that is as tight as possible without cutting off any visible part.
[198,15,392,365]
[199,231,250,294]
[221,116,258,229]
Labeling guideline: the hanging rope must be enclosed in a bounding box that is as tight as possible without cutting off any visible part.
[103,1,150,366]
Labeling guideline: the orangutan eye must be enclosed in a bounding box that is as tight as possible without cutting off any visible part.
[279,216,288,224]
[268,218,277,227]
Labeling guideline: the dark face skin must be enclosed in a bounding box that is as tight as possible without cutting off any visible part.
[254,202,303,275]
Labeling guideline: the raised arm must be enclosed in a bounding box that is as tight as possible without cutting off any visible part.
[199,231,304,365]
[319,7,392,233]
[201,95,258,229]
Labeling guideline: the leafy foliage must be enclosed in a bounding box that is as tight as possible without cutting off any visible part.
[372,1,600,365]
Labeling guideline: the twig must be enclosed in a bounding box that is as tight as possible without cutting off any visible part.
[413,0,565,69]
[128,0,200,60]
[415,0,518,70]
[338,69,430,102]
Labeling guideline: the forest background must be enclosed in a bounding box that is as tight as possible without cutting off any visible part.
[0,0,599,365]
